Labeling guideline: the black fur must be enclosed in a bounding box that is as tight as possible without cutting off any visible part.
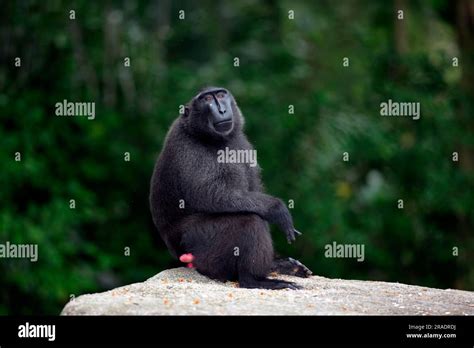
[150,87,312,289]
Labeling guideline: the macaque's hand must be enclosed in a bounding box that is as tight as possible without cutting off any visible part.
[267,200,302,244]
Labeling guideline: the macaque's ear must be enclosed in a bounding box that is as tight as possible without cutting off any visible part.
[184,106,190,117]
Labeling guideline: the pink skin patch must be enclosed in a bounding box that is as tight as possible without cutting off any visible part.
[179,253,195,268]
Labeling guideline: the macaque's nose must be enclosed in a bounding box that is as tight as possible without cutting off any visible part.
[217,101,226,115]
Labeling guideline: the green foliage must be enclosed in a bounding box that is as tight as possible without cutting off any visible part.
[0,0,472,314]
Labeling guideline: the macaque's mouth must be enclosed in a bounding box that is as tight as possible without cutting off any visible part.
[213,120,233,132]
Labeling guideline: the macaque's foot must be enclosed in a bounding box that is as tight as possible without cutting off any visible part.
[239,276,301,290]
[271,257,313,278]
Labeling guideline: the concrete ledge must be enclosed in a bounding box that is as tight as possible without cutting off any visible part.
[61,267,474,315]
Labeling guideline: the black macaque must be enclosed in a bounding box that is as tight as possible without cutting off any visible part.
[150,87,312,289]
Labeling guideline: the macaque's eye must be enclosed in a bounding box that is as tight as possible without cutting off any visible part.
[204,94,213,102]
[216,92,226,99]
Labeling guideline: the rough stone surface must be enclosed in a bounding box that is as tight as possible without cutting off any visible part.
[61,267,474,315]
